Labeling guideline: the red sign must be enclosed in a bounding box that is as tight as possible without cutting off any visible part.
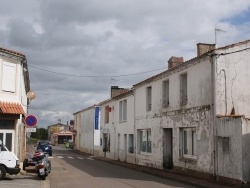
[25,115,38,127]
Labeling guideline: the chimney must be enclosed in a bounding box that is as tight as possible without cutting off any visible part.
[168,56,184,69]
[197,43,215,56]
[111,86,129,98]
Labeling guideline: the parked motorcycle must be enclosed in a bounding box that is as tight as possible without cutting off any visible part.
[31,150,51,180]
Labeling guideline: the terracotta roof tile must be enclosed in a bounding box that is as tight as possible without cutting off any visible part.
[0,47,25,57]
[0,101,25,115]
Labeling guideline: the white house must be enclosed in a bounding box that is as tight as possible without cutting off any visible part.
[133,40,250,184]
[73,105,101,155]
[0,47,31,161]
[72,39,250,185]
[99,98,116,159]
[73,86,131,160]
[99,89,135,164]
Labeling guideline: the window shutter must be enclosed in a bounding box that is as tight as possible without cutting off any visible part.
[2,62,16,92]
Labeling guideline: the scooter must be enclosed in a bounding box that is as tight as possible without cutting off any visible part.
[32,150,51,180]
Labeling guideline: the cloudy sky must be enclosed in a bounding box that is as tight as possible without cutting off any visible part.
[1,0,250,128]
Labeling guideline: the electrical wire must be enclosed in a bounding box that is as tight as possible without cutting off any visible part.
[28,64,166,78]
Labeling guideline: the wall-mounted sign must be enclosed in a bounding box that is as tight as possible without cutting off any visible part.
[26,128,36,132]
[94,106,100,130]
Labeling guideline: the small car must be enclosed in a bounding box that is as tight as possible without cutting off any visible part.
[36,140,52,156]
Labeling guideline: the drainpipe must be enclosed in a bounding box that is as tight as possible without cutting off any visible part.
[210,53,218,180]
[133,89,137,164]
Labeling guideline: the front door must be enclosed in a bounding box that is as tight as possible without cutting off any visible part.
[124,134,127,162]
[163,128,173,169]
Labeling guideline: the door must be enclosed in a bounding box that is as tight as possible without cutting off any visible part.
[124,134,127,162]
[0,130,15,152]
[117,134,120,160]
[103,134,108,158]
[163,128,173,169]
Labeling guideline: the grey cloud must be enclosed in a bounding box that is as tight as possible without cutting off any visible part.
[7,18,40,48]
[1,0,250,128]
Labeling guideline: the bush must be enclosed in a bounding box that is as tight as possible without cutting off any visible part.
[27,137,39,144]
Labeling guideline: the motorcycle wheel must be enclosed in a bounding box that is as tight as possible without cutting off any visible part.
[39,174,46,180]
[48,161,51,173]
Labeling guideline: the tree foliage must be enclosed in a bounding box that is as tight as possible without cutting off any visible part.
[30,128,48,140]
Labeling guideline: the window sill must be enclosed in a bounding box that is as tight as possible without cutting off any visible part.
[118,120,127,123]
[139,151,152,155]
[179,156,197,164]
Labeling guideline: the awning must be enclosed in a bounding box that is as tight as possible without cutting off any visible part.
[0,101,25,115]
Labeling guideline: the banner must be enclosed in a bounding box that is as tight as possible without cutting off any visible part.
[94,106,100,130]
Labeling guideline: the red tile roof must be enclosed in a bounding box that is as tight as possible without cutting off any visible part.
[0,101,25,115]
[0,47,25,57]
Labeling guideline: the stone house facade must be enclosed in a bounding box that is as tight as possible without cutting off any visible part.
[133,40,250,184]
[73,39,250,184]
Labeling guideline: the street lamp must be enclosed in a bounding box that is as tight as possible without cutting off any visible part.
[27,90,36,101]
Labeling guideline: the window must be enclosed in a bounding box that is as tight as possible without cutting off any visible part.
[162,80,169,107]
[181,128,197,158]
[119,100,127,122]
[139,129,151,153]
[2,62,16,93]
[180,73,187,105]
[105,105,110,124]
[128,134,134,153]
[146,86,152,111]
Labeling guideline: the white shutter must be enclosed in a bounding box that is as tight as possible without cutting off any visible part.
[2,62,16,92]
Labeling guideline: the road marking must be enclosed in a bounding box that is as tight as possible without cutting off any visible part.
[57,156,63,158]
[77,157,84,159]
[68,156,74,159]
[48,156,53,158]
[87,157,94,160]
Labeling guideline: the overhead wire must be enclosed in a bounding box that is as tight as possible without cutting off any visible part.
[28,64,166,78]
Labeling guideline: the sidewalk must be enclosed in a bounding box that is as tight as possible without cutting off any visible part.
[71,149,243,188]
[11,144,50,188]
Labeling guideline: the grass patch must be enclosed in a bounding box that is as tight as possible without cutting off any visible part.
[27,137,39,144]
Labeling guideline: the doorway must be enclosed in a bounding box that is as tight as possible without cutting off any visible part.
[103,133,110,157]
[163,128,173,169]
[124,134,127,162]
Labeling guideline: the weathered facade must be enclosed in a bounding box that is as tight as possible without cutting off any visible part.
[0,47,30,161]
[99,90,136,164]
[133,54,213,172]
[133,40,250,184]
[73,105,100,155]
[73,39,250,185]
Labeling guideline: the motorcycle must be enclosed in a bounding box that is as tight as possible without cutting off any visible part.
[31,150,51,180]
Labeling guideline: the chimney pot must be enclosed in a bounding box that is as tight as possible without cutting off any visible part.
[168,56,184,69]
[197,43,215,56]
[110,86,129,98]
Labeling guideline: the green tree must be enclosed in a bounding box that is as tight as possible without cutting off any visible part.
[30,128,48,140]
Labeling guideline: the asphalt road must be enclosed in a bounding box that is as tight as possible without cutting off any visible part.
[50,145,196,188]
